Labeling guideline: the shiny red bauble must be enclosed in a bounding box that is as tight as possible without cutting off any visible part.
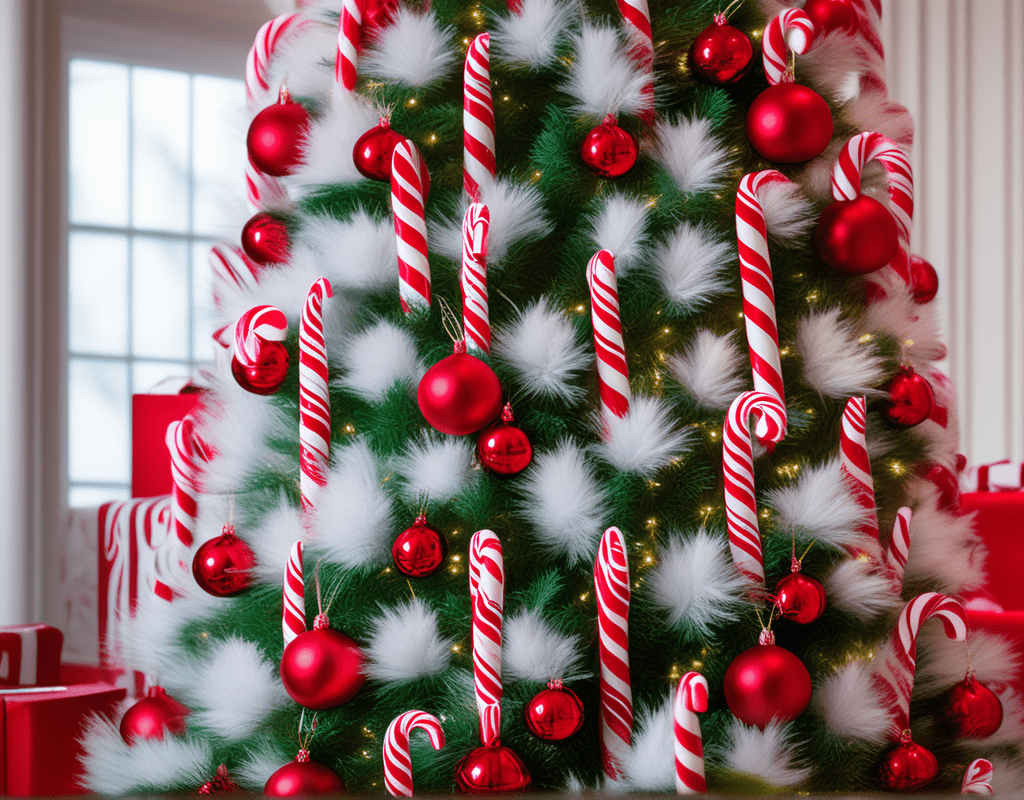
[802,0,859,34]
[909,255,939,303]
[690,15,754,84]
[247,92,309,177]
[815,195,899,275]
[280,628,365,710]
[417,346,503,436]
[876,739,938,792]
[353,118,406,182]
[231,343,290,395]
[392,515,448,577]
[524,681,584,741]
[242,213,290,265]
[745,83,833,163]
[581,116,638,179]
[455,745,532,793]
[119,685,190,744]
[477,404,532,475]
[264,757,346,796]
[774,571,827,624]
[882,367,934,428]
[192,526,257,597]
[938,674,1003,739]
[723,644,812,728]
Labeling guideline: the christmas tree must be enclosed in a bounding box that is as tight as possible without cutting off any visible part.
[83,0,1022,794]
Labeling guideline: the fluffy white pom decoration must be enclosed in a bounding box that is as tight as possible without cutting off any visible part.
[667,330,746,410]
[797,309,884,397]
[812,661,889,743]
[517,441,607,565]
[588,194,650,277]
[653,222,733,308]
[364,597,452,682]
[758,179,815,243]
[798,32,865,103]
[336,320,423,401]
[395,435,478,504]
[648,116,730,193]
[293,89,377,187]
[902,504,981,594]
[360,6,457,86]
[249,494,305,584]
[254,16,337,108]
[503,609,586,682]
[594,395,692,476]
[295,211,396,292]
[235,741,296,792]
[822,558,897,620]
[859,271,945,368]
[723,720,812,787]
[619,696,674,791]
[914,628,1020,699]
[492,0,574,68]
[563,24,648,117]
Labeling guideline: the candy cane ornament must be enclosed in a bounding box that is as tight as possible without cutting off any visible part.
[337,0,361,91]
[469,530,504,746]
[762,8,815,85]
[234,305,288,363]
[616,0,654,123]
[246,155,291,213]
[594,526,633,780]
[885,507,912,593]
[962,758,994,795]
[282,540,306,646]
[840,396,880,550]
[674,672,708,794]
[587,250,631,427]
[209,243,262,310]
[246,13,304,112]
[461,203,490,354]
[299,278,333,512]
[383,710,445,797]
[391,139,432,312]
[166,414,212,548]
[463,33,496,202]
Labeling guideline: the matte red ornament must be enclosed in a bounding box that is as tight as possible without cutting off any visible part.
[723,641,812,728]
[745,83,833,164]
[362,0,399,31]
[264,755,346,796]
[938,673,1004,739]
[455,745,532,793]
[909,255,939,303]
[802,0,859,34]
[815,195,899,275]
[242,213,290,265]
[690,13,754,84]
[477,403,532,475]
[232,343,290,396]
[247,89,309,177]
[280,626,365,710]
[119,685,190,744]
[581,115,638,179]
[353,118,406,182]
[192,525,257,597]
[524,680,584,741]
[882,367,934,428]
[876,737,938,792]
[417,342,503,436]
[774,571,827,624]
[392,515,448,577]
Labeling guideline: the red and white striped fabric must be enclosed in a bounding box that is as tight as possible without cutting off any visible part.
[246,13,303,112]
[246,155,291,213]
[461,203,491,354]
[762,8,816,85]
[209,243,261,311]
[962,758,994,795]
[616,0,654,123]
[674,671,708,794]
[165,413,212,548]
[872,592,969,741]
[884,507,912,593]
[594,526,632,780]
[299,278,333,512]
[234,305,288,368]
[463,33,496,202]
[587,250,631,427]
[391,139,432,312]
[282,540,305,647]
[469,530,504,746]
[383,710,445,797]
[722,391,787,585]
[840,396,879,549]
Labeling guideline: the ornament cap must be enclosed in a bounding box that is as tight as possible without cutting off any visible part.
[414,513,428,526]
[790,556,802,573]
[146,685,168,699]
[454,339,467,355]
[501,403,514,423]
[758,627,776,646]
[713,11,728,25]
[296,749,310,763]
[898,729,913,745]
[601,112,618,126]
[277,84,291,104]
[313,613,329,631]
[547,678,563,690]
[221,523,236,538]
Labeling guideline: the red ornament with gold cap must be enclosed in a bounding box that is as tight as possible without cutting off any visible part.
[876,731,938,792]
[265,748,346,796]
[938,671,1004,740]
[280,612,365,710]
[723,628,812,728]
[247,85,309,177]
[773,548,826,625]
[689,6,753,84]
[417,340,503,436]
[580,114,638,179]
[192,523,257,597]
[392,514,448,578]
[477,403,532,475]
[119,685,191,744]
[524,679,584,742]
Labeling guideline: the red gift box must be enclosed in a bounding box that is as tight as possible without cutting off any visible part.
[0,625,63,687]
[131,384,204,499]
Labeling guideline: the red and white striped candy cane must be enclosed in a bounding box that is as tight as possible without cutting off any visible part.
[283,540,306,646]
[246,13,303,112]
[884,507,912,594]
[234,305,288,367]
[463,33,496,202]
[299,278,333,512]
[762,8,816,85]
[383,710,445,797]
[616,0,654,123]
[674,672,708,794]
[722,391,787,585]
[209,243,262,310]
[840,396,879,550]
[587,250,631,426]
[469,530,504,746]
[872,592,968,741]
[962,758,994,795]
[461,203,490,354]
[594,526,632,780]
[165,413,212,548]
[336,0,361,91]
[391,139,432,312]
[246,155,291,213]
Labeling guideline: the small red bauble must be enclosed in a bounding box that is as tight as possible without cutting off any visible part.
[280,627,365,710]
[119,685,190,744]
[723,643,812,728]
[417,343,503,436]
[477,403,532,475]
[524,680,584,741]
[392,515,448,577]
[192,525,257,597]
[264,756,346,796]
[232,343,290,395]
[774,572,827,624]
[242,213,290,265]
[876,738,938,792]
[909,255,939,303]
[455,745,532,793]
[802,0,859,34]
[815,195,899,275]
[745,83,833,164]
[353,118,406,182]
[247,89,309,177]
[581,115,638,179]
[882,367,934,428]
[938,674,1003,739]
[690,14,754,84]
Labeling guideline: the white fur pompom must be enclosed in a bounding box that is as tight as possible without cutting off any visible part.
[812,661,889,743]
[336,320,423,401]
[235,741,295,792]
[588,194,650,277]
[902,504,982,594]
[295,210,397,292]
[503,609,586,682]
[648,116,730,193]
[723,720,812,787]
[517,441,607,565]
[492,299,589,402]
[595,395,692,475]
[915,628,1021,702]
[990,756,1024,796]
[653,222,733,308]
[492,0,574,69]
[563,24,647,117]
[254,17,337,108]
[823,557,898,620]
[619,696,674,791]
[667,330,746,410]
[758,179,815,243]
[125,586,220,681]
[799,32,865,103]
[361,6,457,87]
[364,597,452,682]
[249,494,305,584]
[395,435,478,504]
[293,89,377,187]
[797,309,884,397]
[649,529,748,639]
[859,271,946,368]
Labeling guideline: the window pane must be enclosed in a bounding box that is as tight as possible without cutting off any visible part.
[69,60,129,227]
[69,485,129,509]
[132,236,189,359]
[193,75,247,238]
[132,68,190,232]
[68,358,129,484]
[133,360,192,395]
[68,232,128,355]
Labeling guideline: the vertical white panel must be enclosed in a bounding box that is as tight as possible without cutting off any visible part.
[1007,0,1024,460]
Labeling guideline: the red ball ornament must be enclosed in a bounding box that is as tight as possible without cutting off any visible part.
[247,88,309,177]
[774,571,827,624]
[242,213,290,265]
[909,255,939,303]
[524,680,584,741]
[745,83,833,164]
[353,118,406,182]
[581,115,638,179]
[392,515,447,577]
[876,737,938,792]
[690,13,754,84]
[938,673,1003,739]
[119,685,190,744]
[455,745,532,793]
[723,639,812,728]
[417,342,503,436]
[192,525,257,597]
[815,195,899,275]
[264,754,346,796]
[477,403,532,475]
[802,0,859,35]
[231,342,290,396]
[280,624,365,710]
[882,367,934,428]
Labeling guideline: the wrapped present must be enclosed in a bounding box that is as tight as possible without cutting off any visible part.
[962,459,1024,493]
[131,379,205,498]
[0,624,63,687]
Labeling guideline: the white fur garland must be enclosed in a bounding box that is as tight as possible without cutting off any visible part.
[667,330,747,410]
[335,320,424,402]
[652,221,733,308]
[492,0,575,69]
[364,597,452,682]
[797,308,884,398]
[594,395,692,476]
[648,116,730,193]
[503,609,587,682]
[562,24,647,117]
[360,6,458,87]
[587,194,650,277]
[812,661,889,743]
[394,435,479,504]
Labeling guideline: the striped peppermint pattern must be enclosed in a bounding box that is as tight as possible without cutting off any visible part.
[885,507,912,594]
[234,305,288,367]
[209,243,261,310]
[383,710,445,797]
[461,203,491,354]
[282,540,305,646]
[391,139,432,312]
[246,13,303,111]
[962,758,994,795]
[165,414,211,548]
[674,672,708,794]
[299,278,333,512]
[840,396,880,548]
[470,530,504,746]
[762,8,816,85]
[337,0,361,91]
[587,250,631,426]
[616,0,654,122]
[463,33,496,202]
[246,155,291,213]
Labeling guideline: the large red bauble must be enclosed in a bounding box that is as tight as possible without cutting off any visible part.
[690,16,754,84]
[119,685,190,744]
[455,745,532,793]
[264,759,346,796]
[581,117,638,179]
[524,682,584,741]
[247,96,309,177]
[232,343,290,395]
[802,0,859,34]
[876,739,938,792]
[392,516,447,577]
[723,644,812,728]
[477,405,532,475]
[938,674,1003,739]
[774,572,827,624]
[815,195,899,275]
[242,213,290,265]
[192,526,257,597]
[745,83,833,163]
[909,255,939,303]
[280,628,365,710]
[882,367,934,428]
[417,350,503,436]
[353,119,406,182]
